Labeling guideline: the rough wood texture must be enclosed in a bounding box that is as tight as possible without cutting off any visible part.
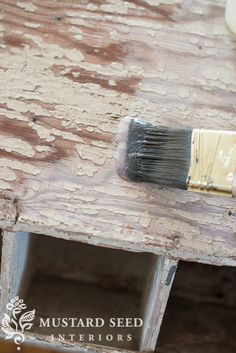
[0,231,32,318]
[0,0,235,265]
[140,257,177,351]
[0,198,17,228]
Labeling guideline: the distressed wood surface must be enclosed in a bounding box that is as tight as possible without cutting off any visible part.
[0,231,32,317]
[140,256,177,351]
[0,0,235,265]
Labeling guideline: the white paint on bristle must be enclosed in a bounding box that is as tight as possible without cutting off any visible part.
[225,0,236,34]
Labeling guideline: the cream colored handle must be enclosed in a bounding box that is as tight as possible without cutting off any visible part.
[226,0,236,34]
[233,174,236,197]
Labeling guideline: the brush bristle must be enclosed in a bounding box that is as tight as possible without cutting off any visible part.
[118,118,192,189]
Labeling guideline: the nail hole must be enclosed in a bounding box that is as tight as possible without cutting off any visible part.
[53,15,62,21]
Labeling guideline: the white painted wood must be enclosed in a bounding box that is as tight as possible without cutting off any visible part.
[0,231,33,319]
[140,256,178,352]
[0,0,235,268]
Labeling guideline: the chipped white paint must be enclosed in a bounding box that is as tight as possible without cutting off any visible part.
[139,82,167,96]
[65,49,85,62]
[0,180,11,190]
[0,167,16,181]
[24,22,41,29]
[91,141,108,148]
[0,136,35,157]
[0,0,234,272]
[76,163,98,177]
[120,18,163,30]
[111,62,124,71]
[16,1,37,12]
[76,145,112,165]
[35,145,53,153]
[100,4,128,14]
[201,66,236,87]
[0,158,40,175]
[109,79,117,86]
[29,123,55,142]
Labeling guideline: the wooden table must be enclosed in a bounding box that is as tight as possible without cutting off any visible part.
[0,0,235,352]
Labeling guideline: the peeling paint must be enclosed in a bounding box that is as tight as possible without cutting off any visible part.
[0,0,234,270]
[76,164,98,177]
[16,2,37,12]
[0,167,16,181]
[0,136,35,157]
[0,180,11,190]
[0,158,40,175]
[24,22,41,29]
[76,145,112,165]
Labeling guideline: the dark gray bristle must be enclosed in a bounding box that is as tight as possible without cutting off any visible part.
[126,119,192,189]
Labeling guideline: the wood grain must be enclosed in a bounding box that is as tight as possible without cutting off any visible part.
[140,256,178,351]
[0,0,235,265]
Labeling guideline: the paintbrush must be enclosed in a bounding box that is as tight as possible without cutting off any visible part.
[116,117,236,197]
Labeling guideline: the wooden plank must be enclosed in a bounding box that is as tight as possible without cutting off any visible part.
[0,231,33,318]
[0,0,235,266]
[140,256,177,351]
[0,198,17,228]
